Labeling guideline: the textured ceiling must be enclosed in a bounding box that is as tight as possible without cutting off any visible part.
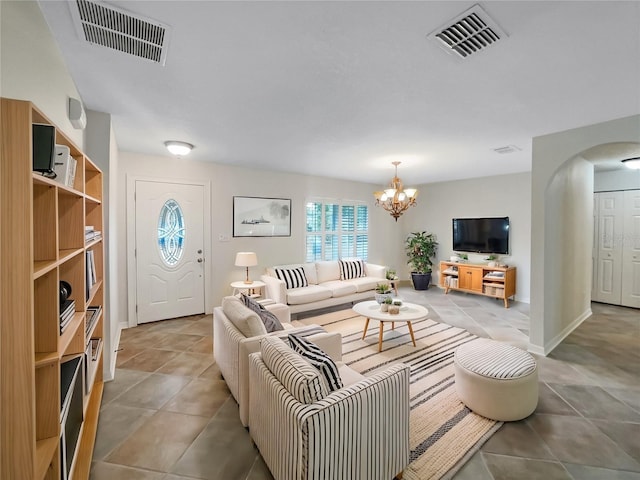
[39,1,640,185]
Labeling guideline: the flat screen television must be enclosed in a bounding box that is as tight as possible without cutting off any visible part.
[452,217,510,254]
[32,123,56,177]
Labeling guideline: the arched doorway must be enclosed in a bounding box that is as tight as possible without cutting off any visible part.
[529,115,640,355]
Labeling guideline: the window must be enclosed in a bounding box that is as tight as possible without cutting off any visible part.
[157,199,185,266]
[306,200,368,262]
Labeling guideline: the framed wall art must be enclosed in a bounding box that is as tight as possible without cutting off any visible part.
[233,196,291,237]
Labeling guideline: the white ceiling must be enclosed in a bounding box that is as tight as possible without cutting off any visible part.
[39,1,640,185]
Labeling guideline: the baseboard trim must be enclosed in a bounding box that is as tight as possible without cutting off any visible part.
[105,321,126,381]
[539,308,592,356]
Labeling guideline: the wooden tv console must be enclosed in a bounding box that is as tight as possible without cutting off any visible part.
[439,261,516,308]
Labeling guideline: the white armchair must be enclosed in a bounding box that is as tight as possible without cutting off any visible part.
[248,336,410,480]
[213,297,341,427]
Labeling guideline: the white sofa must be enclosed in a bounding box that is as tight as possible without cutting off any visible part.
[249,335,410,480]
[213,296,342,426]
[261,260,387,314]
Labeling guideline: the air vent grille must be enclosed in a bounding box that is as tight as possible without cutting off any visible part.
[71,0,170,65]
[428,4,507,59]
[493,145,521,155]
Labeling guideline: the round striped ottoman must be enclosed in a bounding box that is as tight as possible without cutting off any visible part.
[454,339,538,421]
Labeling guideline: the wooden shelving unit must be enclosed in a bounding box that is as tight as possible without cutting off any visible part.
[440,260,516,308]
[1,98,105,480]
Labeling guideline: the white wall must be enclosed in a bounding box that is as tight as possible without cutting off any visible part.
[542,157,594,353]
[594,169,640,192]
[0,1,83,149]
[530,114,640,354]
[116,152,404,324]
[85,110,118,381]
[403,172,532,302]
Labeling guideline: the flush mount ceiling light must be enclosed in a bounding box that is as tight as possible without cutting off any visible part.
[622,157,640,169]
[164,141,194,156]
[373,161,418,221]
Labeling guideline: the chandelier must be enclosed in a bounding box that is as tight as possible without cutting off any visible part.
[373,161,418,221]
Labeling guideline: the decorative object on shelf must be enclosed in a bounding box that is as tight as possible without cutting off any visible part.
[485,254,498,267]
[385,269,397,281]
[60,280,72,304]
[622,157,640,169]
[374,282,393,304]
[235,251,258,284]
[457,253,469,261]
[164,140,194,157]
[406,231,438,290]
[388,304,400,314]
[373,161,418,221]
[393,299,403,306]
[233,196,291,237]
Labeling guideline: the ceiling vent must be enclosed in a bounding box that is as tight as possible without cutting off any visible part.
[70,0,171,65]
[428,4,507,59]
[493,145,521,154]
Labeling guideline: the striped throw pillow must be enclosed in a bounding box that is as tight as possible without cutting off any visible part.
[339,259,365,280]
[275,266,308,289]
[289,334,343,392]
[261,336,327,404]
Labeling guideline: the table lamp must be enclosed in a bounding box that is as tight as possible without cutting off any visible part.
[235,252,258,284]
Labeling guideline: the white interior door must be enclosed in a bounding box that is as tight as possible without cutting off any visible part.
[135,180,205,323]
[593,191,623,304]
[592,194,599,298]
[621,189,640,308]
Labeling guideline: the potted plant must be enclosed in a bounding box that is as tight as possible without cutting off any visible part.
[485,254,498,267]
[374,282,393,304]
[405,231,438,290]
[381,297,392,312]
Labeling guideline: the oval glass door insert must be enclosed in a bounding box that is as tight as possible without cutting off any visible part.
[157,199,185,266]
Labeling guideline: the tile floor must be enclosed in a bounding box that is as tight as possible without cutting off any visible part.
[92,288,640,480]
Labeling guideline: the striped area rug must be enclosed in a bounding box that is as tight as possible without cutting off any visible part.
[297,309,502,480]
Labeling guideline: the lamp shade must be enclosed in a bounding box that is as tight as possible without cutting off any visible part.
[235,252,258,267]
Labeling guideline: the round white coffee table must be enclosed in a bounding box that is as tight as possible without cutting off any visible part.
[352,300,429,352]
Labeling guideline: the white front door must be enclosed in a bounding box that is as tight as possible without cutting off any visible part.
[621,189,640,308]
[135,180,205,323]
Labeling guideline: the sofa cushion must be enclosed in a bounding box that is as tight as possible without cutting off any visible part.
[288,334,343,392]
[337,362,366,386]
[316,261,341,284]
[318,280,358,298]
[222,296,267,337]
[275,266,308,290]
[343,276,385,293]
[261,336,327,404]
[241,294,284,333]
[339,259,365,280]
[286,285,333,305]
